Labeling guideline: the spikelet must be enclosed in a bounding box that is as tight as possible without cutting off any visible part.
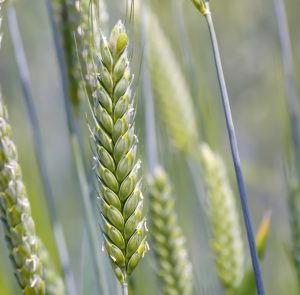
[92,21,148,285]
[149,167,193,295]
[0,99,45,294]
[37,239,65,295]
[199,143,244,293]
[145,9,199,155]
[191,0,209,15]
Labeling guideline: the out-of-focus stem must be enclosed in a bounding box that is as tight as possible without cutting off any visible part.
[7,5,76,295]
[140,2,158,174]
[273,0,300,172]
[45,0,109,294]
[203,3,265,295]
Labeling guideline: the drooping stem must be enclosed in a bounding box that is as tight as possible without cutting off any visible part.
[7,5,76,295]
[45,0,109,294]
[273,0,300,172]
[203,4,265,295]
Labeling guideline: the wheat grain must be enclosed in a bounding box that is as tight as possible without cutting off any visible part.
[149,167,193,295]
[0,99,45,294]
[199,143,244,293]
[92,20,148,287]
[145,8,199,155]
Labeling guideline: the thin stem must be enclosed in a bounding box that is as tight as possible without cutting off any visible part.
[122,283,129,295]
[140,3,158,174]
[204,5,265,295]
[45,0,109,294]
[6,5,77,295]
[273,0,300,172]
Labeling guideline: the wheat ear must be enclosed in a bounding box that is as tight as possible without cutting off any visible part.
[0,99,45,294]
[37,239,65,295]
[145,8,198,155]
[149,167,193,295]
[92,21,148,289]
[199,143,244,293]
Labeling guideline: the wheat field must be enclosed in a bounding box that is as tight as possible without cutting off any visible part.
[0,0,300,294]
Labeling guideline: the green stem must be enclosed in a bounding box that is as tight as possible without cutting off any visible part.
[203,3,265,295]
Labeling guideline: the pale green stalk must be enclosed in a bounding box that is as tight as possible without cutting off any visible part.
[149,168,193,295]
[91,21,148,289]
[199,143,244,294]
[191,2,265,294]
[0,99,45,294]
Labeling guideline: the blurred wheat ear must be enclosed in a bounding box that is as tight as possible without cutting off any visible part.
[199,143,244,294]
[144,7,199,156]
[0,99,45,294]
[91,20,148,294]
[37,238,65,295]
[149,167,193,295]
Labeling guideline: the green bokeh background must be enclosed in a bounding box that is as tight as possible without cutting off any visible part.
[0,0,300,294]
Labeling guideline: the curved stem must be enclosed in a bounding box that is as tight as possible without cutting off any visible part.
[203,4,265,295]
[6,5,77,295]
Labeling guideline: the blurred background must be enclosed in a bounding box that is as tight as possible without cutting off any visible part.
[0,0,300,294]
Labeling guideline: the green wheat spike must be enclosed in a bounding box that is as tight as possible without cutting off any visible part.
[149,167,193,295]
[91,21,148,288]
[199,143,244,294]
[0,99,45,294]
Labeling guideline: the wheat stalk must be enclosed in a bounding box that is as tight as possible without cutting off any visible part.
[0,99,45,294]
[191,2,265,294]
[37,239,65,295]
[91,21,148,292]
[149,167,193,295]
[199,143,244,293]
[145,8,199,155]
